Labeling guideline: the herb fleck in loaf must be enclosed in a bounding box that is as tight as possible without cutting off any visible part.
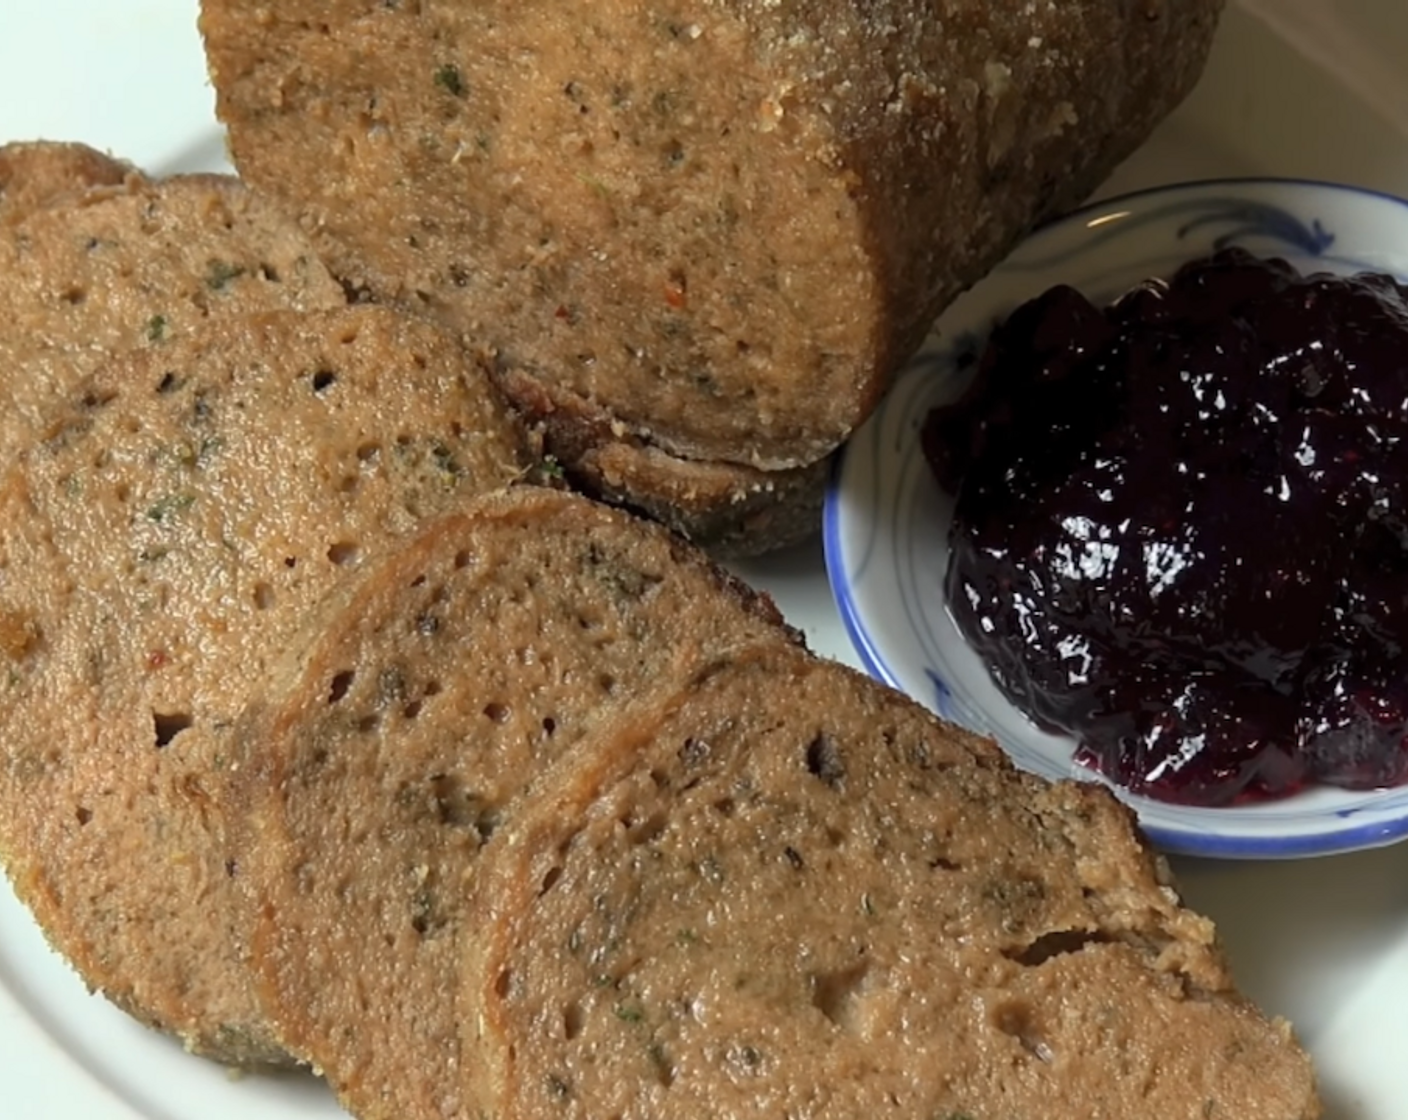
[201,0,1223,552]
[0,306,530,1066]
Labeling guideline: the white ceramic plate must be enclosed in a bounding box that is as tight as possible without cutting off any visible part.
[827,178,1408,859]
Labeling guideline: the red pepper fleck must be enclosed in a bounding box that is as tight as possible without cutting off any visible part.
[664,278,687,310]
[147,649,171,671]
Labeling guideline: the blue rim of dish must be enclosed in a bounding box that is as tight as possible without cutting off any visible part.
[823,176,1408,860]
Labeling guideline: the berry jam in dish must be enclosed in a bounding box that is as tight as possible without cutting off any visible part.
[923,248,1408,807]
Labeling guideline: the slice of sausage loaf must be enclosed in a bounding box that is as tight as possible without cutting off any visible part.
[227,488,800,1119]
[201,0,1222,550]
[0,170,346,462]
[0,306,531,1067]
[0,140,136,226]
[462,645,1321,1120]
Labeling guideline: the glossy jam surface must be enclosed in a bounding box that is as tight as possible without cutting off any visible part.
[923,249,1408,806]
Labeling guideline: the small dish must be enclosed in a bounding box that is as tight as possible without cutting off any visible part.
[825,177,1408,859]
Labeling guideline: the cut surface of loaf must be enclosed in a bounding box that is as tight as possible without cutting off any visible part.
[0,140,136,226]
[0,306,530,1066]
[0,169,346,461]
[201,0,1223,551]
[463,645,1321,1120]
[228,488,798,1120]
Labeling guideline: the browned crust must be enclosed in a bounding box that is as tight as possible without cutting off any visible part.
[497,364,827,556]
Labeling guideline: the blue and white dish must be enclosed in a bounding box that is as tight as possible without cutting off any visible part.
[825,178,1408,859]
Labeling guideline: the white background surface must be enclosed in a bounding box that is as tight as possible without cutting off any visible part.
[1,3,1407,1117]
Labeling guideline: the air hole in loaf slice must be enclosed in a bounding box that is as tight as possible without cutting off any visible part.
[804,732,845,787]
[328,669,355,703]
[811,961,870,1032]
[625,809,667,846]
[1004,928,1115,968]
[327,541,359,566]
[153,710,193,748]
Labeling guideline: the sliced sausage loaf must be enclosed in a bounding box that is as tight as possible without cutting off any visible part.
[0,306,531,1066]
[463,644,1321,1120]
[227,488,799,1118]
[201,0,1223,551]
[0,169,346,462]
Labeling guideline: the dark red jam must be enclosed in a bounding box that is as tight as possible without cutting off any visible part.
[922,248,1408,806]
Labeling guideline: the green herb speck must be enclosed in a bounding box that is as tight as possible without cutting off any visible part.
[431,442,464,479]
[205,260,245,291]
[577,173,613,200]
[146,314,168,342]
[434,64,466,97]
[545,1073,571,1101]
[197,435,225,466]
[145,493,196,523]
[614,1002,644,1023]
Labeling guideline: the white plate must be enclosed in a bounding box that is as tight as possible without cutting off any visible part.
[4,3,1408,1118]
[826,178,1408,859]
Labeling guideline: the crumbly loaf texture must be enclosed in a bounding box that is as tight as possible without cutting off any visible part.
[0,306,530,1066]
[0,169,346,461]
[201,0,1223,552]
[464,645,1321,1120]
[0,140,136,226]
[229,488,798,1120]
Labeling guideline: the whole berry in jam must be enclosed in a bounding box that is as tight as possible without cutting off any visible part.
[923,248,1408,806]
